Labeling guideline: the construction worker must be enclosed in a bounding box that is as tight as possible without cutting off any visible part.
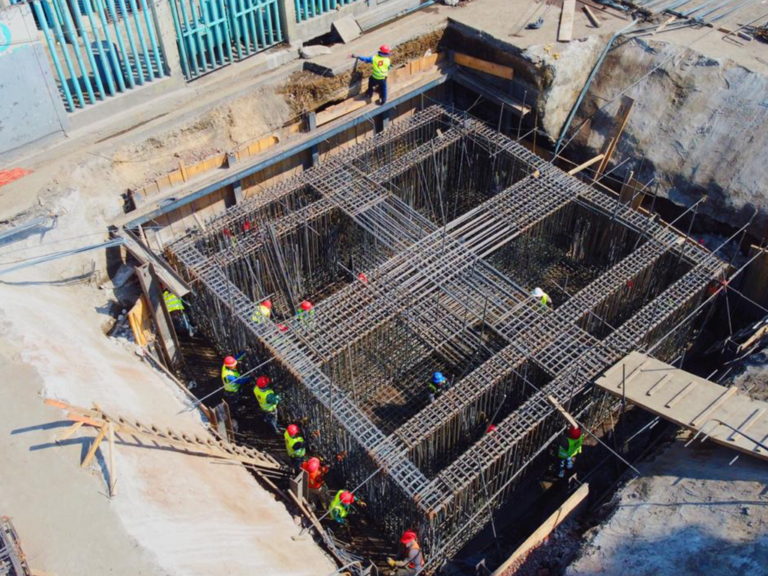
[531,287,552,308]
[163,289,194,336]
[557,426,584,478]
[386,530,425,575]
[221,354,251,404]
[251,299,273,324]
[301,456,330,508]
[328,490,355,525]
[253,375,280,434]
[297,300,315,327]
[284,423,307,467]
[428,371,449,402]
[350,45,391,105]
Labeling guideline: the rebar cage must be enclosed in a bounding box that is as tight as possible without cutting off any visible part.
[166,105,726,567]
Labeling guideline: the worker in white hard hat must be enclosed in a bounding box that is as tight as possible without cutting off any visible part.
[531,287,552,308]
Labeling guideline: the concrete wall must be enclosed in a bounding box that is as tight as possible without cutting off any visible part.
[0,4,70,160]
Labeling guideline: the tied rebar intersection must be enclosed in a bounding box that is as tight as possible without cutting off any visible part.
[167,105,726,566]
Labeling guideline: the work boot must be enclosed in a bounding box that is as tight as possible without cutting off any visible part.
[567,457,574,470]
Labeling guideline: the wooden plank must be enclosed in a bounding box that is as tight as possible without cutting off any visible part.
[729,407,766,442]
[547,395,579,428]
[646,373,672,397]
[583,5,601,27]
[81,425,108,468]
[691,386,738,427]
[559,0,576,42]
[453,52,514,80]
[594,96,634,180]
[108,422,117,497]
[665,381,698,408]
[567,153,605,175]
[118,228,190,297]
[56,421,84,442]
[136,263,181,368]
[491,484,589,575]
[654,15,676,35]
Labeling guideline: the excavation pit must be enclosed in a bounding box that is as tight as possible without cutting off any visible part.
[167,104,725,566]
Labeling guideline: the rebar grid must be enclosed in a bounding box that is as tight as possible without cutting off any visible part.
[165,105,722,567]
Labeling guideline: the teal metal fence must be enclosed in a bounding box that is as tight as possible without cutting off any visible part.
[169,0,283,80]
[294,0,358,22]
[29,0,167,112]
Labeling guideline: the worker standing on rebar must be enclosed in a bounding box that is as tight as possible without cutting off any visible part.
[328,490,355,525]
[251,299,273,324]
[301,456,330,508]
[531,287,552,308]
[557,426,583,478]
[253,375,280,434]
[284,423,307,467]
[350,45,392,105]
[163,289,194,336]
[386,530,425,575]
[221,354,251,404]
[297,300,315,327]
[428,371,449,402]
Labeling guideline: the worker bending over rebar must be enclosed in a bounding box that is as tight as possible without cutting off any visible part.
[386,530,425,575]
[557,426,583,478]
[253,375,280,433]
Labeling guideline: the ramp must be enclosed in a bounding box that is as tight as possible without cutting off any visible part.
[595,351,768,462]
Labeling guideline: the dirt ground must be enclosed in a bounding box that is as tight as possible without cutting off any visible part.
[566,434,768,576]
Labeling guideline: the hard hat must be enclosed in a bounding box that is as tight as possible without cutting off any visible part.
[531,287,544,298]
[300,300,314,311]
[287,424,299,437]
[379,44,391,55]
[262,299,273,309]
[256,376,271,389]
[432,372,446,384]
[400,530,418,545]
[358,272,368,283]
[307,457,320,473]
[224,356,238,368]
[487,424,497,434]
[569,426,581,439]
[277,323,289,333]
[340,491,354,505]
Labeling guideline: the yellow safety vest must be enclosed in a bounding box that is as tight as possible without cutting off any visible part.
[253,386,278,412]
[539,293,551,307]
[163,291,184,313]
[221,365,241,392]
[372,55,391,80]
[558,436,583,459]
[329,490,350,523]
[251,304,271,324]
[284,431,306,458]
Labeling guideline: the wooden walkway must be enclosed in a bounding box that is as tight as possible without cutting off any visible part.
[595,351,768,462]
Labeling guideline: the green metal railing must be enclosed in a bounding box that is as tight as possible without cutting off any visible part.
[294,0,358,22]
[169,0,283,80]
[28,0,167,112]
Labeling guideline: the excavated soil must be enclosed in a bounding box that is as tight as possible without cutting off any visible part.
[279,30,444,116]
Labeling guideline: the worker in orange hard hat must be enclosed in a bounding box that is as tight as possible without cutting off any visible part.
[251,299,273,324]
[386,530,425,575]
[253,375,280,434]
[350,44,392,105]
[297,300,315,327]
[221,353,251,405]
[301,456,330,508]
[557,426,583,478]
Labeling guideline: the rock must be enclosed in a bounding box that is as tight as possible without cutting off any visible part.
[300,45,332,60]
[332,15,361,43]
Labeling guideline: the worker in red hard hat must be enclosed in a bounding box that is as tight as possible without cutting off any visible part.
[251,299,273,324]
[386,530,425,575]
[297,300,316,327]
[350,44,392,105]
[253,375,280,434]
[557,426,583,478]
[221,353,251,405]
[301,456,330,508]
[328,490,355,525]
[284,423,306,467]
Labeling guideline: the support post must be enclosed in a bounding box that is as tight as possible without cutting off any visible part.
[136,263,181,368]
[307,111,319,167]
[278,0,300,45]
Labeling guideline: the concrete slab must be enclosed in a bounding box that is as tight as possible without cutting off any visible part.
[333,15,362,43]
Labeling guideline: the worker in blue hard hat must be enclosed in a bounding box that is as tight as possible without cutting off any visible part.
[428,371,449,402]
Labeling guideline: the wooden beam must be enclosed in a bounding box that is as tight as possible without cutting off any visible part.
[567,153,604,175]
[56,421,84,442]
[108,422,117,497]
[547,395,579,428]
[81,425,108,468]
[453,52,514,80]
[559,0,576,42]
[691,386,738,427]
[594,96,634,180]
[654,15,676,35]
[583,5,601,27]
[136,263,181,368]
[491,483,589,575]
